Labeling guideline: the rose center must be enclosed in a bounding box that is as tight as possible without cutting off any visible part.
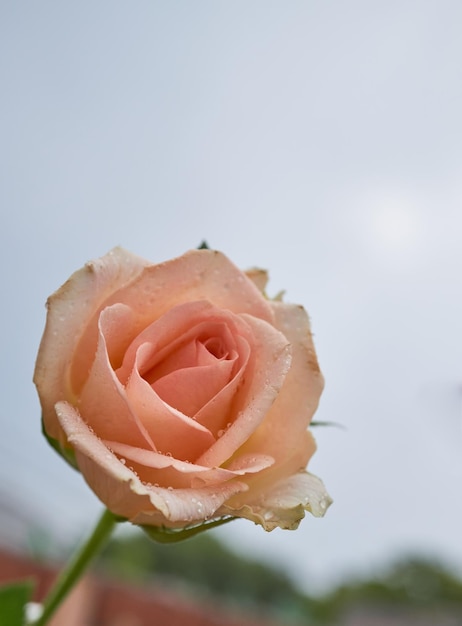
[141,322,240,419]
[202,336,228,360]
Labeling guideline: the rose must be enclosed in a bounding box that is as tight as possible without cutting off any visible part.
[34,247,331,532]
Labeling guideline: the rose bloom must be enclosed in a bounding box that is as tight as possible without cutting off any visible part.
[34,248,331,532]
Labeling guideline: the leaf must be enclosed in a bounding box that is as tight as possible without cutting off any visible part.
[141,516,236,544]
[0,579,35,626]
[310,420,346,430]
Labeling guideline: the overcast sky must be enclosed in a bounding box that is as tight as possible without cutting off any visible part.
[1,1,462,593]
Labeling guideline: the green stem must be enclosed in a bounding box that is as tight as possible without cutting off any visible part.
[32,508,118,626]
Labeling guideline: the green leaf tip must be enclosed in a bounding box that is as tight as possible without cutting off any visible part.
[197,240,210,250]
[0,579,35,626]
[311,420,346,430]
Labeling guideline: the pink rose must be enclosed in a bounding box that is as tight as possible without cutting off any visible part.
[34,248,331,531]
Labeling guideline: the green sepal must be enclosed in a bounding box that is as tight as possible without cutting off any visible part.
[311,420,345,429]
[0,579,35,626]
[140,516,236,544]
[41,416,79,471]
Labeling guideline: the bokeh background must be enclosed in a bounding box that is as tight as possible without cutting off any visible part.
[1,0,462,596]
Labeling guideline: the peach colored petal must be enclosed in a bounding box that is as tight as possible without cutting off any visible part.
[196,314,291,467]
[56,401,248,527]
[116,301,244,385]
[103,440,274,488]
[151,360,235,417]
[224,453,275,474]
[117,301,253,437]
[222,429,313,507]
[125,349,216,460]
[219,470,332,531]
[57,401,154,519]
[144,320,239,380]
[35,247,147,443]
[235,301,324,465]
[194,333,250,435]
[78,307,152,449]
[105,250,275,338]
[129,478,247,528]
[245,267,269,293]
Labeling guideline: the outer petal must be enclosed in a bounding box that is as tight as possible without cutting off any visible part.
[35,248,147,443]
[56,401,248,527]
[235,302,324,465]
[245,267,269,293]
[102,440,274,489]
[220,301,327,529]
[103,249,276,334]
[220,470,332,531]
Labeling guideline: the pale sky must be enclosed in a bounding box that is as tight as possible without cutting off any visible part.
[1,1,462,593]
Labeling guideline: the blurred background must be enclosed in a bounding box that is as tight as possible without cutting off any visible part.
[1,1,462,623]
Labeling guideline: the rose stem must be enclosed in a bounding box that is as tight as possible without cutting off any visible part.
[32,508,118,626]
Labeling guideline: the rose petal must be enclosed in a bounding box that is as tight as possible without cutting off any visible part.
[245,267,269,293]
[196,314,291,467]
[102,440,274,488]
[234,302,324,465]
[151,360,236,417]
[220,470,332,531]
[56,401,248,527]
[35,248,147,443]
[125,351,216,460]
[129,478,248,528]
[78,307,153,449]
[116,301,244,384]
[107,250,275,335]
[194,332,250,435]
